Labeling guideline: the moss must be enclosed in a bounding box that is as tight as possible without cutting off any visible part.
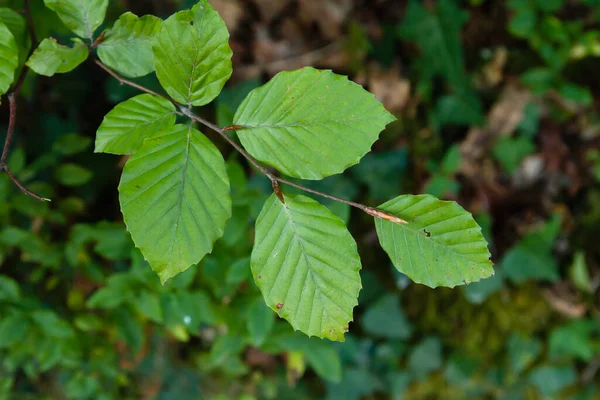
[403,283,553,357]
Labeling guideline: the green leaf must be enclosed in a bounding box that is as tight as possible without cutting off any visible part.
[0,22,18,95]
[97,12,162,78]
[152,0,232,106]
[549,320,597,362]
[0,8,30,65]
[246,297,275,347]
[26,38,89,77]
[52,133,92,155]
[31,310,74,338]
[408,336,442,379]
[0,276,20,302]
[361,294,412,339]
[492,135,535,174]
[435,91,484,127]
[398,0,469,86]
[119,124,231,283]
[54,163,93,186]
[375,194,493,288]
[95,94,177,154]
[43,0,108,39]
[507,333,542,374]
[529,365,577,397]
[234,67,395,180]
[0,313,30,347]
[509,7,537,38]
[569,251,592,293]
[251,193,362,341]
[503,213,561,283]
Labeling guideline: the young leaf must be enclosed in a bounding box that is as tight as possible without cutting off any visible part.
[44,0,108,39]
[95,94,177,154]
[0,22,18,95]
[119,124,231,284]
[26,38,89,77]
[375,194,493,288]
[97,13,162,78]
[233,67,396,180]
[251,193,362,341]
[152,0,232,106]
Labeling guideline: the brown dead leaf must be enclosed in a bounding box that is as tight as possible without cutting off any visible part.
[460,83,532,178]
[479,47,508,88]
[298,0,352,39]
[254,0,290,22]
[367,62,411,113]
[209,0,243,31]
[543,284,587,318]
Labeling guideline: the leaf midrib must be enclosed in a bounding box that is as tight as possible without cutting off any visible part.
[165,124,193,269]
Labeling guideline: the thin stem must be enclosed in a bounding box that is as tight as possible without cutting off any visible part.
[94,63,408,225]
[0,94,17,166]
[4,169,51,202]
[23,0,37,48]
[183,107,407,224]
[94,59,166,100]
[0,0,49,201]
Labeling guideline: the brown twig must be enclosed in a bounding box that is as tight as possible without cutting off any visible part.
[1,2,49,202]
[97,60,408,225]
[182,108,407,224]
[93,59,167,100]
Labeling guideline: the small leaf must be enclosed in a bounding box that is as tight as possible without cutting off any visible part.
[119,124,231,283]
[44,0,108,39]
[54,163,93,186]
[569,251,592,293]
[0,22,18,95]
[361,294,412,339]
[502,213,561,283]
[97,12,162,78]
[408,336,442,379]
[398,0,469,85]
[152,0,232,106]
[234,67,396,180]
[26,38,89,77]
[251,193,362,341]
[375,194,493,288]
[246,297,275,347]
[95,94,177,154]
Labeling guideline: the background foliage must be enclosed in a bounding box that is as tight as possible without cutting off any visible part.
[1,0,600,399]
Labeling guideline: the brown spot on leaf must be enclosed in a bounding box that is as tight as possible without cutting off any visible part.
[276,303,283,309]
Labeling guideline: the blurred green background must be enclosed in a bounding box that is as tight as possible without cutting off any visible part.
[1,0,600,398]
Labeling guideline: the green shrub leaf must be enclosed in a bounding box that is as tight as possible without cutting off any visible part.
[97,12,162,78]
[119,124,231,284]
[95,94,177,154]
[152,0,232,106]
[375,194,493,288]
[233,67,395,180]
[26,38,89,77]
[44,0,108,39]
[0,22,18,95]
[251,193,362,341]
[0,8,30,65]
